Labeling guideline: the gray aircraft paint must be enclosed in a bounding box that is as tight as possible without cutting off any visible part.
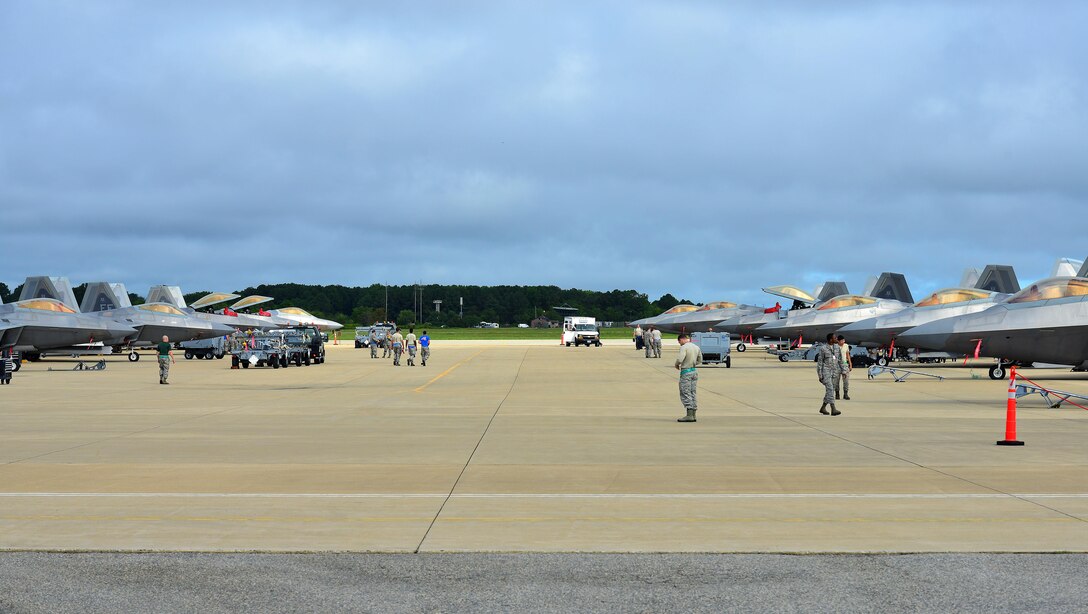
[19,277,79,311]
[267,308,343,331]
[756,273,913,342]
[628,304,699,328]
[148,286,283,331]
[897,274,1088,369]
[0,299,137,352]
[714,280,848,341]
[33,280,235,345]
[838,265,1020,349]
[80,282,132,313]
[651,303,765,334]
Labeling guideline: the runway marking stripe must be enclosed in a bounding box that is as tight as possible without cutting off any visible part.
[0,515,1078,524]
[414,349,484,392]
[0,493,1085,499]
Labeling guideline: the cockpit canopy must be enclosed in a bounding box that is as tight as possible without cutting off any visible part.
[763,285,816,303]
[817,295,876,310]
[138,303,186,316]
[662,305,698,315]
[276,307,315,317]
[1007,277,1088,304]
[15,298,77,313]
[913,288,993,308]
[697,301,737,311]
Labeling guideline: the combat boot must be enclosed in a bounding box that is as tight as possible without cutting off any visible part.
[830,403,841,416]
[677,409,697,423]
[819,403,829,415]
[843,394,851,400]
[835,392,840,400]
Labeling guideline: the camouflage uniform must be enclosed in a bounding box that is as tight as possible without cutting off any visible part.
[816,343,842,410]
[405,332,417,366]
[652,328,663,358]
[382,336,391,358]
[369,330,378,358]
[675,341,703,422]
[644,327,654,358]
[158,356,170,383]
[390,331,404,366]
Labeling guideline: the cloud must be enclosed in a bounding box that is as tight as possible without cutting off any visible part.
[1,1,1085,304]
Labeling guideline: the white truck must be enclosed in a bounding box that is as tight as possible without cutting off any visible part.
[562,316,601,347]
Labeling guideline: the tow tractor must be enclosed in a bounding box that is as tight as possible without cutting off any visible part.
[230,332,287,368]
[562,316,602,347]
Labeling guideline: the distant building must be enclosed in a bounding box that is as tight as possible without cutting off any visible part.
[530,316,555,329]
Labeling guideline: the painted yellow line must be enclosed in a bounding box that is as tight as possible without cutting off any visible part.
[414,350,484,393]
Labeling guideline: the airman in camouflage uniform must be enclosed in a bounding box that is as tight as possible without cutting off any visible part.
[390,328,404,366]
[816,333,842,416]
[369,329,379,359]
[675,333,703,422]
[644,326,655,358]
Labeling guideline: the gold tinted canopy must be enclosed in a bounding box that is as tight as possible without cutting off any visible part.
[231,296,274,310]
[138,303,186,316]
[190,293,240,309]
[914,288,993,308]
[1007,277,1088,304]
[762,285,816,303]
[817,295,877,310]
[697,301,737,311]
[662,304,698,315]
[16,299,77,313]
[276,307,314,317]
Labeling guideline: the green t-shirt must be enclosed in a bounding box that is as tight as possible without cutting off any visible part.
[157,342,172,357]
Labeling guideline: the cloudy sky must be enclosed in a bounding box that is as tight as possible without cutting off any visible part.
[1,1,1084,305]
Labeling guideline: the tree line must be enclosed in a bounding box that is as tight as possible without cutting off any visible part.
[213,283,690,328]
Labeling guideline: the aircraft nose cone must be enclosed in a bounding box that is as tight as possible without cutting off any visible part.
[897,319,955,351]
[325,321,343,331]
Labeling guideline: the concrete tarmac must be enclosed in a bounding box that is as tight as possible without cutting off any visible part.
[1,342,1086,552]
[2,552,1086,613]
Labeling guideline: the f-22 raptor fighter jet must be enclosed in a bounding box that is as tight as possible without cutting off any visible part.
[898,259,1088,380]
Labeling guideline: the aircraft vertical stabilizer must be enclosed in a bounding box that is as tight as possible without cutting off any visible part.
[861,276,877,297]
[816,282,848,302]
[973,265,1019,294]
[147,285,187,308]
[1078,258,1088,278]
[867,273,913,304]
[19,277,79,311]
[959,268,980,289]
[80,282,133,313]
[1051,258,1084,278]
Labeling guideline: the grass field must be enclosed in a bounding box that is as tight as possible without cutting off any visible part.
[336,327,636,340]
